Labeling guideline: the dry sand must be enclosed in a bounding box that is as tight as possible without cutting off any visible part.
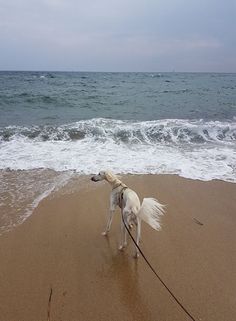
[0,174,236,321]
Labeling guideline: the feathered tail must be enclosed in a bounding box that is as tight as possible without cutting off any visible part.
[137,198,165,230]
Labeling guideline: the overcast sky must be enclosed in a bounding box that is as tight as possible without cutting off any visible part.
[0,0,235,72]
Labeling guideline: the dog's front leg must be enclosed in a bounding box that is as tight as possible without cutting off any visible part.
[119,210,128,250]
[134,217,141,258]
[102,209,115,236]
[118,216,126,250]
[102,196,117,236]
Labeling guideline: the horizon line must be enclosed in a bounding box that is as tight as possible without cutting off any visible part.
[0,69,236,74]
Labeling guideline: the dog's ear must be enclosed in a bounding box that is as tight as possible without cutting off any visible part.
[99,171,106,177]
[104,171,116,183]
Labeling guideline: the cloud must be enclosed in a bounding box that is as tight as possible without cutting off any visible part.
[0,0,235,71]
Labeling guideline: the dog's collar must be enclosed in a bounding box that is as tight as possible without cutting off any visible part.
[112,182,127,190]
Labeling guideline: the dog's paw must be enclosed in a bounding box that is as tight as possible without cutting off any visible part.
[134,252,139,259]
[101,231,108,236]
[118,245,124,251]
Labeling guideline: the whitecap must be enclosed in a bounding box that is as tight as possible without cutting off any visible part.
[0,118,235,182]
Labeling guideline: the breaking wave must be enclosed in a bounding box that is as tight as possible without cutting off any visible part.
[1,118,236,145]
[0,118,235,182]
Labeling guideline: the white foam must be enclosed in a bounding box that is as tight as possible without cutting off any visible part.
[0,118,235,182]
[0,170,72,234]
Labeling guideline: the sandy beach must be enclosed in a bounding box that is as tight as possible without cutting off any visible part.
[0,174,236,321]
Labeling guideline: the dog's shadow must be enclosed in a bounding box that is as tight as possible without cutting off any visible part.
[99,235,153,320]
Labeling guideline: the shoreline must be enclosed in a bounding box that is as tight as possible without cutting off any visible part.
[0,174,236,320]
[1,168,236,232]
[1,168,235,236]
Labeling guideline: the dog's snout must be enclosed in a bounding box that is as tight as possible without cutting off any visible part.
[91,175,98,182]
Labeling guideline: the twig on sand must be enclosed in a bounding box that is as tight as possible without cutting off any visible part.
[47,287,53,321]
[193,218,204,226]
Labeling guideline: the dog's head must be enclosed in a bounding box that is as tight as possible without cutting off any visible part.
[91,171,118,183]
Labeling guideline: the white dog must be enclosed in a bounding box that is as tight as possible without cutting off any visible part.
[91,171,165,258]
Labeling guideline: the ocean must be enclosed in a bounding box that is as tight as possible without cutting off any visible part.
[0,71,236,233]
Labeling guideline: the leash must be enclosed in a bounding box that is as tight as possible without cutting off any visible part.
[121,212,197,321]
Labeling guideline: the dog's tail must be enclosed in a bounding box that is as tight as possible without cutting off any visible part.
[137,198,165,230]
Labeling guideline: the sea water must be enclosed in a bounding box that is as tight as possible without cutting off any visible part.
[0,71,236,232]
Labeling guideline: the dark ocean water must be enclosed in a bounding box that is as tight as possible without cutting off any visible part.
[0,71,236,232]
[0,71,236,126]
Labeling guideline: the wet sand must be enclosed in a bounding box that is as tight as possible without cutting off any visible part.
[0,175,236,321]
